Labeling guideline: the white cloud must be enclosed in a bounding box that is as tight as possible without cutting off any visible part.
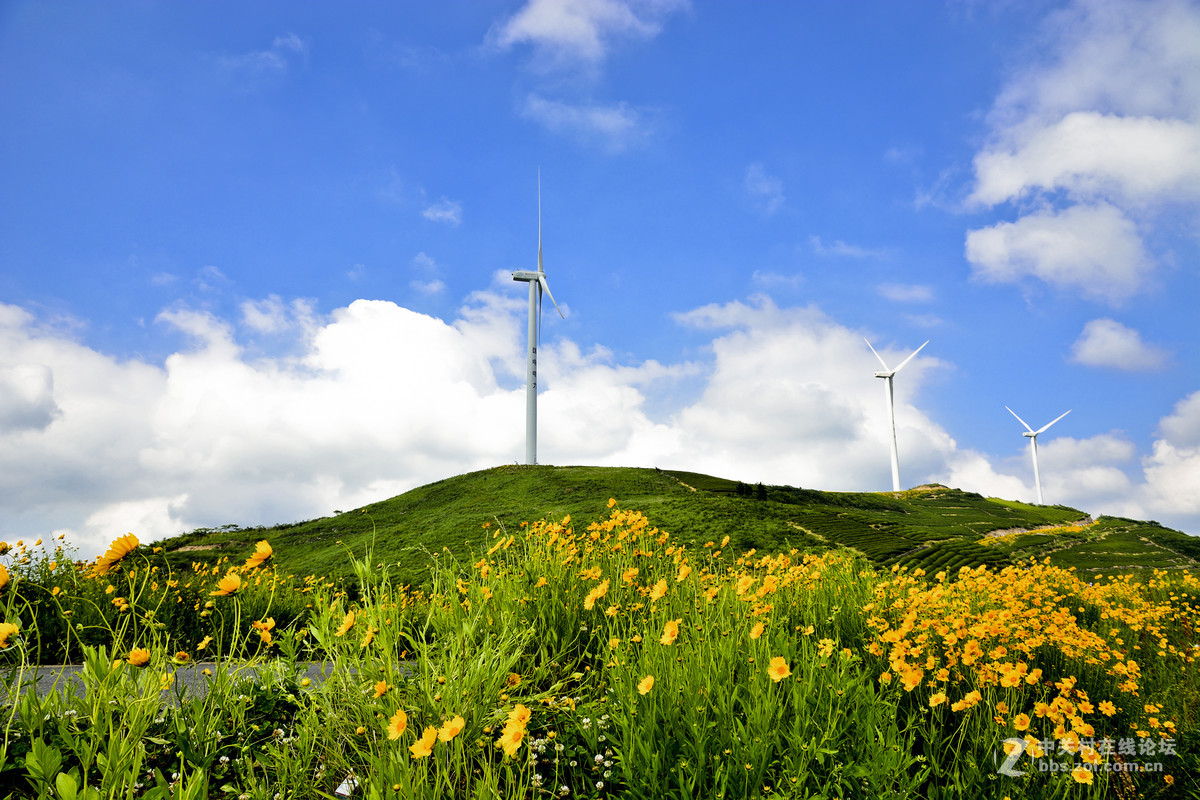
[422,199,462,226]
[964,203,1152,303]
[5,288,1200,560]
[219,33,310,81]
[878,283,934,303]
[971,112,1200,208]
[0,363,61,433]
[490,0,687,68]
[808,235,888,259]
[241,295,317,335]
[751,271,804,291]
[273,32,310,57]
[1070,318,1170,370]
[411,279,447,295]
[966,0,1200,302]
[744,163,785,215]
[521,94,651,151]
[1132,391,1200,519]
[412,252,439,272]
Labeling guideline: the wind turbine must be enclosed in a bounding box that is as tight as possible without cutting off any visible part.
[865,339,929,492]
[1006,407,1071,505]
[512,173,564,465]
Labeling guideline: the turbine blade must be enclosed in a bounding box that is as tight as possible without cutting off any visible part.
[1036,409,1072,435]
[1006,406,1035,434]
[892,340,929,374]
[538,169,544,275]
[864,338,891,371]
[539,274,564,319]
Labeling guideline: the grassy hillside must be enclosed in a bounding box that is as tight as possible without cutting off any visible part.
[152,465,1199,586]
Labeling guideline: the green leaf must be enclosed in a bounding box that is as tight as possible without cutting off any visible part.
[55,772,78,800]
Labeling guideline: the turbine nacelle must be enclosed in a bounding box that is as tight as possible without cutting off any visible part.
[864,338,930,493]
[1006,406,1071,504]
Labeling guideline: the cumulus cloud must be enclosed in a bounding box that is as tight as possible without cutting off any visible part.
[744,163,785,215]
[1070,318,1170,370]
[1131,391,1200,519]
[970,112,1200,208]
[965,0,1200,302]
[490,0,687,69]
[964,203,1151,303]
[5,288,1200,560]
[0,362,61,433]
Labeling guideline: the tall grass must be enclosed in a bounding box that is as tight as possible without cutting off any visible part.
[1,504,1196,798]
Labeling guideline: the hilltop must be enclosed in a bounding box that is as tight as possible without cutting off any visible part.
[153,465,1200,586]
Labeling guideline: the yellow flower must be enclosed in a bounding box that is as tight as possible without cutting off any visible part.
[660,618,682,646]
[1098,700,1117,716]
[410,726,437,758]
[196,635,213,650]
[609,637,621,649]
[210,571,242,596]
[496,724,525,758]
[584,580,610,611]
[676,563,692,582]
[929,691,947,707]
[0,621,19,649]
[749,622,765,640]
[1013,713,1031,731]
[607,498,617,508]
[817,638,835,659]
[506,672,521,688]
[93,533,139,576]
[767,657,791,683]
[950,690,979,714]
[638,675,655,695]
[387,708,408,740]
[648,579,668,602]
[0,564,9,593]
[374,680,389,699]
[335,610,356,637]
[1071,767,1094,785]
[508,704,532,727]
[244,540,272,569]
[438,715,466,742]
[127,648,151,667]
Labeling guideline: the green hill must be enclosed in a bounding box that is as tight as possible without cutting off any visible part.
[153,465,1200,586]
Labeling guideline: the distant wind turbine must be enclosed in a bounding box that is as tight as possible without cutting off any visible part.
[865,339,929,492]
[1006,407,1071,505]
[512,173,564,465]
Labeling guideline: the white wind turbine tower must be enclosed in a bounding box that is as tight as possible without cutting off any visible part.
[865,339,929,492]
[1006,406,1071,505]
[512,173,564,465]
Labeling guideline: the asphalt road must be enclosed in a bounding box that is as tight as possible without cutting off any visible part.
[3,661,346,704]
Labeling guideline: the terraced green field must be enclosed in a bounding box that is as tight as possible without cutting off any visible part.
[152,465,1199,587]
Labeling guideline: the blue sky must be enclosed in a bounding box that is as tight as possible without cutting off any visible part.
[2,0,1199,557]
